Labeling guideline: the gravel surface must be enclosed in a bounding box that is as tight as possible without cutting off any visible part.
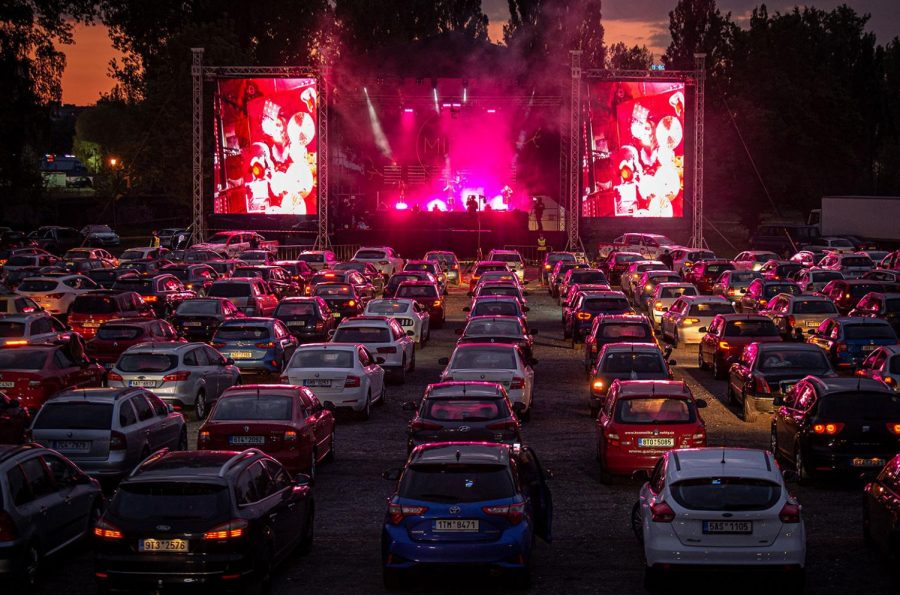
[37,280,897,594]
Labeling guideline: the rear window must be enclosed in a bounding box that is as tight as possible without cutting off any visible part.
[117,353,178,373]
[397,285,438,298]
[165,269,190,281]
[765,284,801,298]
[315,284,352,297]
[355,250,386,259]
[290,349,354,369]
[660,287,697,298]
[208,283,251,298]
[614,397,693,423]
[670,478,781,511]
[215,325,270,340]
[602,352,665,373]
[0,322,25,337]
[724,320,779,337]
[333,326,391,343]
[703,264,734,275]
[819,392,900,419]
[548,253,576,263]
[112,483,228,521]
[240,251,268,261]
[212,395,293,421]
[400,465,514,502]
[275,302,317,317]
[18,280,57,292]
[387,275,418,288]
[451,348,516,370]
[114,279,155,293]
[730,272,759,283]
[688,302,735,316]
[584,297,631,311]
[758,349,829,372]
[843,324,896,340]
[366,300,410,315]
[176,300,221,316]
[792,300,837,314]
[471,302,519,317]
[0,350,47,369]
[490,253,522,263]
[233,268,265,279]
[34,402,113,430]
[811,271,842,281]
[600,323,651,340]
[571,271,607,284]
[120,250,147,260]
[72,295,118,314]
[297,253,324,263]
[423,399,506,421]
[405,263,437,273]
[464,319,522,337]
[475,265,508,275]
[842,257,872,267]
[97,326,143,341]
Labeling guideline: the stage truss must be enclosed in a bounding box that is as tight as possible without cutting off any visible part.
[190,49,330,247]
[566,53,707,250]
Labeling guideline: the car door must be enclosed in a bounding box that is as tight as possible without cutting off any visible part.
[515,447,553,542]
[730,344,756,400]
[699,317,720,365]
[41,453,95,544]
[300,389,332,455]
[145,391,182,448]
[776,382,814,458]
[203,345,233,396]
[262,459,305,550]
[15,455,69,552]
[184,346,217,397]
[129,393,161,452]
[360,347,384,397]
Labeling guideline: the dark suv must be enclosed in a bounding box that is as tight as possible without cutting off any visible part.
[582,314,655,373]
[94,449,314,592]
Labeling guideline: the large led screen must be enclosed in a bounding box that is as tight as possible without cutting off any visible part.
[214,78,318,215]
[582,81,686,218]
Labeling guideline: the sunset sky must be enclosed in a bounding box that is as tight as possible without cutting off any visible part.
[62,1,900,105]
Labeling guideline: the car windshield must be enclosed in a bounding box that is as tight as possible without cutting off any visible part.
[120,250,147,260]
[0,349,46,369]
[670,478,781,511]
[212,395,293,421]
[397,285,437,298]
[366,300,410,315]
[315,284,352,297]
[600,323,651,340]
[423,399,506,421]
[33,402,113,430]
[0,321,25,337]
[215,325,270,340]
[276,302,317,317]
[400,464,514,503]
[112,483,229,521]
[758,349,829,371]
[208,283,251,298]
[355,250,386,259]
[491,254,522,263]
[297,253,324,263]
[72,295,117,313]
[602,353,665,373]
[660,287,697,298]
[792,300,837,314]
[176,300,221,316]
[584,297,632,312]
[614,398,693,423]
[844,324,896,340]
[290,349,354,369]
[764,284,801,298]
[571,271,607,284]
[18,280,58,292]
[464,319,523,337]
[97,326,143,341]
[117,353,178,373]
[724,320,780,337]
[333,326,391,343]
[451,347,516,370]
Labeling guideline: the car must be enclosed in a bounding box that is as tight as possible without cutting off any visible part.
[596,380,706,481]
[297,249,339,271]
[803,235,856,253]
[818,252,875,279]
[31,387,187,482]
[565,290,633,342]
[205,258,246,279]
[15,274,99,316]
[86,319,181,367]
[395,280,445,327]
[2,255,61,288]
[383,271,436,299]
[111,274,196,318]
[610,233,678,259]
[29,226,84,254]
[620,261,667,299]
[757,259,805,282]
[471,261,515,293]
[589,344,676,416]
[0,312,71,347]
[660,295,735,346]
[738,279,802,314]
[211,318,298,375]
[439,343,535,419]
[0,294,41,315]
[465,295,527,324]
[864,453,900,572]
[473,281,528,308]
[380,442,552,589]
[403,260,447,293]
[80,224,120,248]
[179,248,227,263]
[281,342,386,420]
[0,343,105,412]
[820,279,900,315]
[683,259,735,293]
[547,260,587,298]
[93,449,314,592]
[276,259,314,288]
[365,298,430,346]
[634,270,683,312]
[232,265,300,299]
[771,376,900,480]
[859,250,891,264]
[864,269,900,283]
[313,282,364,319]
[669,248,716,276]
[85,267,140,290]
[710,270,762,306]
[170,297,245,342]
[792,268,844,292]
[0,443,103,587]
[597,251,644,285]
[237,250,277,266]
[335,261,386,294]
[0,392,30,444]
[849,292,900,335]
[647,283,698,330]
[632,448,805,590]
[116,259,175,277]
[67,290,155,339]
[424,251,462,285]
[558,268,609,304]
[856,345,900,391]
[402,381,522,452]
[63,247,117,267]
[198,384,335,478]
[310,269,377,301]
[807,317,899,371]
[331,316,415,383]
[583,314,655,373]
[761,293,840,340]
[351,246,404,276]
[727,342,835,421]
[207,277,279,317]
[541,251,577,284]
[790,249,827,267]
[160,263,219,296]
[457,315,537,364]
[118,246,172,264]
[486,249,526,281]
[732,250,780,272]
[158,227,190,249]
[474,269,522,289]
[698,313,782,378]
[60,258,115,276]
[274,296,336,343]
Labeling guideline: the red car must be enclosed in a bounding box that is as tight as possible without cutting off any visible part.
[85,318,183,367]
[820,279,900,315]
[395,280,445,328]
[0,391,30,444]
[595,380,707,482]
[197,384,336,478]
[683,259,735,293]
[698,314,783,378]
[67,290,156,339]
[0,343,105,412]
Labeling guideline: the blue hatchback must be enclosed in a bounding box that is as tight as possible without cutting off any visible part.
[211,317,298,373]
[808,316,899,370]
[381,442,552,589]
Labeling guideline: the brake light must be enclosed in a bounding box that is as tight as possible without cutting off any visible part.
[486,420,520,431]
[432,300,442,308]
[482,502,525,525]
[347,300,356,307]
[605,432,621,446]
[314,321,324,331]
[344,375,361,388]
[388,503,428,524]
[812,422,844,435]
[377,346,397,354]
[718,341,731,350]
[754,377,771,394]
[198,430,210,444]
[255,341,276,349]
[109,431,127,450]
[509,376,525,390]
[644,283,653,291]
[691,431,707,446]
[144,295,158,302]
[203,519,248,540]
[650,501,675,522]
[283,430,298,441]
[211,342,225,348]
[786,315,796,327]
[779,502,801,524]
[44,293,65,299]
[107,371,123,382]
[162,371,191,382]
[0,511,17,541]
[885,377,896,387]
[3,340,27,346]
[577,312,592,320]
[682,318,700,325]
[410,419,442,431]
[654,301,664,311]
[836,341,848,354]
[544,264,551,270]
[886,423,900,435]
[591,379,604,392]
[93,518,123,540]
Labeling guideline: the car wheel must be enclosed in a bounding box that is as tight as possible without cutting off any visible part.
[194,390,207,421]
[770,427,781,462]
[794,444,812,483]
[726,382,737,405]
[408,350,416,373]
[358,391,372,421]
[630,502,644,543]
[18,544,39,589]
[742,391,757,422]
[563,323,571,339]
[671,329,679,348]
[325,431,335,462]
[697,348,707,370]
[177,428,188,451]
[383,567,404,590]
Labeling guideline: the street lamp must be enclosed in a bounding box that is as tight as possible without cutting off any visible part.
[108,157,119,167]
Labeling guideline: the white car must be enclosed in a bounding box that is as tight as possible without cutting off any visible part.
[732,251,779,272]
[649,283,698,329]
[669,247,716,276]
[118,246,171,262]
[791,268,844,292]
[633,448,806,590]
[15,274,99,315]
[351,246,404,277]
[330,316,415,383]
[297,250,339,272]
[817,252,874,279]
[487,249,526,281]
[438,343,535,420]
[0,294,42,314]
[660,295,735,345]
[364,298,431,346]
[281,342,386,420]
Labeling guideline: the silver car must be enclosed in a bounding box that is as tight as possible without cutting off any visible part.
[364,298,431,345]
[31,388,186,482]
[0,312,70,346]
[108,342,241,420]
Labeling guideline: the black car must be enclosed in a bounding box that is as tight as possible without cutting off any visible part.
[456,315,537,364]
[274,297,336,342]
[582,314,655,373]
[94,449,314,592]
[771,376,900,480]
[313,283,364,319]
[383,271,433,299]
[112,274,196,317]
[232,266,300,299]
[170,297,246,342]
[276,260,314,292]
[864,453,900,572]
[335,261,385,294]
[86,268,140,289]
[161,264,219,296]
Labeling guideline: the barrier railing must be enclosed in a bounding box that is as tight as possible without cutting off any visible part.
[275,243,361,262]
[503,245,554,266]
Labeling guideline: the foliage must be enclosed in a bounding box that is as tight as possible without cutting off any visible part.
[606,43,654,70]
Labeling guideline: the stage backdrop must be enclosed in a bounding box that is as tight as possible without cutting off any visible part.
[582,81,687,218]
[214,78,318,216]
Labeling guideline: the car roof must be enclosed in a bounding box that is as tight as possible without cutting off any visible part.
[125,341,205,353]
[665,448,777,481]
[296,342,357,351]
[0,312,49,323]
[128,450,262,483]
[597,314,648,323]
[612,380,691,397]
[456,342,518,350]
[833,316,893,325]
[410,442,510,466]
[338,316,392,326]
[679,295,730,303]
[715,313,772,321]
[219,317,274,325]
[804,376,892,395]
[756,342,822,353]
[102,318,159,328]
[49,387,139,402]
[426,381,505,398]
[601,342,664,355]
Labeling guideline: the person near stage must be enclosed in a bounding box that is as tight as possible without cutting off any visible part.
[532,196,545,231]
[466,194,478,214]
[660,249,673,270]
[150,230,160,248]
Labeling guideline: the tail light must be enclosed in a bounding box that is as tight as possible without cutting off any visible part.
[347,300,356,307]
[812,422,844,435]
[779,502,801,524]
[283,430,297,441]
[650,501,675,522]
[255,341,276,349]
[93,518,123,540]
[718,341,731,350]
[432,300,442,308]
[3,340,28,346]
[198,430,210,444]
[691,431,707,446]
[144,295,158,302]
[605,432,621,446]
[754,377,771,394]
[509,377,525,390]
[163,371,191,382]
[884,377,896,387]
[486,420,520,431]
[886,423,900,435]
[482,502,525,525]
[377,346,397,354]
[45,293,65,299]
[654,302,664,312]
[786,315,796,327]
[410,419,442,431]
[305,286,311,295]
[203,519,248,540]
[314,321,324,331]
[577,312,592,320]
[211,341,226,348]
[107,371,123,382]
[727,288,736,296]
[682,318,700,325]
[544,264,551,270]
[0,511,17,541]
[109,431,127,450]
[388,503,428,525]
[591,379,605,393]
[344,375,361,388]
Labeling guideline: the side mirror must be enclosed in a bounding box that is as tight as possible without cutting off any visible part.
[382,468,402,481]
[294,473,312,487]
[438,357,450,366]
[401,401,418,412]
[323,401,336,412]
[406,330,415,336]
[523,306,530,312]
[375,356,386,365]
[454,328,464,335]
[632,469,650,482]
[695,398,708,408]
[462,306,471,312]
[668,359,677,367]
[698,326,708,333]
[530,328,539,335]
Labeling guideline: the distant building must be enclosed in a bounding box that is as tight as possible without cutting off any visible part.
[40,154,93,189]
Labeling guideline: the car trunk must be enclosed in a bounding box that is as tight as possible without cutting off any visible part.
[204,421,295,451]
[69,312,120,339]
[405,500,508,543]
[34,428,112,461]
[285,368,353,395]
[445,370,516,391]
[811,392,900,460]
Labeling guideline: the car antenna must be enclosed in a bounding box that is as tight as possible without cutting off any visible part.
[256,386,261,400]
[455,449,461,462]
[721,449,727,465]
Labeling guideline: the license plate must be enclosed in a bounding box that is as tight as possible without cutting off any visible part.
[862,345,876,351]
[333,313,341,318]
[805,320,818,327]
[304,379,332,387]
[129,380,157,388]
[702,520,752,534]
[53,440,90,452]
[83,322,100,328]
[139,539,188,553]
[229,435,265,445]
[183,321,202,327]
[288,321,306,327]
[230,351,253,359]
[638,437,675,447]
[0,381,14,388]
[852,457,885,467]
[433,519,479,532]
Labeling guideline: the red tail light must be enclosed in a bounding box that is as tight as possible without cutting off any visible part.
[482,501,525,525]
[388,503,428,525]
[410,419,442,431]
[486,420,520,431]
[754,377,771,394]
[109,431,127,450]
[577,312,592,320]
[812,422,844,435]
[314,321,324,331]
[283,430,297,441]
[203,519,248,540]
[786,315,796,327]
[163,371,191,382]
[377,346,397,353]
[107,371,123,382]
[198,430,210,444]
[0,511,17,541]
[650,501,675,522]
[886,423,900,435]
[779,502,801,524]
[255,341,276,349]
[509,377,525,390]
[344,375,361,388]
[432,300,442,308]
[45,293,65,299]
[347,300,356,307]
[93,518,123,540]
[144,295,158,302]
[605,432,621,446]
[691,431,707,446]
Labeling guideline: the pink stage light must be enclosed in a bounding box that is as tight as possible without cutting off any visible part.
[426,198,448,212]
[403,108,414,113]
[394,201,409,211]
[486,109,497,114]
[489,195,509,211]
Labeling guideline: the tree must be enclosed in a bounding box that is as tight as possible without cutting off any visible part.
[663,0,737,86]
[606,43,654,70]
